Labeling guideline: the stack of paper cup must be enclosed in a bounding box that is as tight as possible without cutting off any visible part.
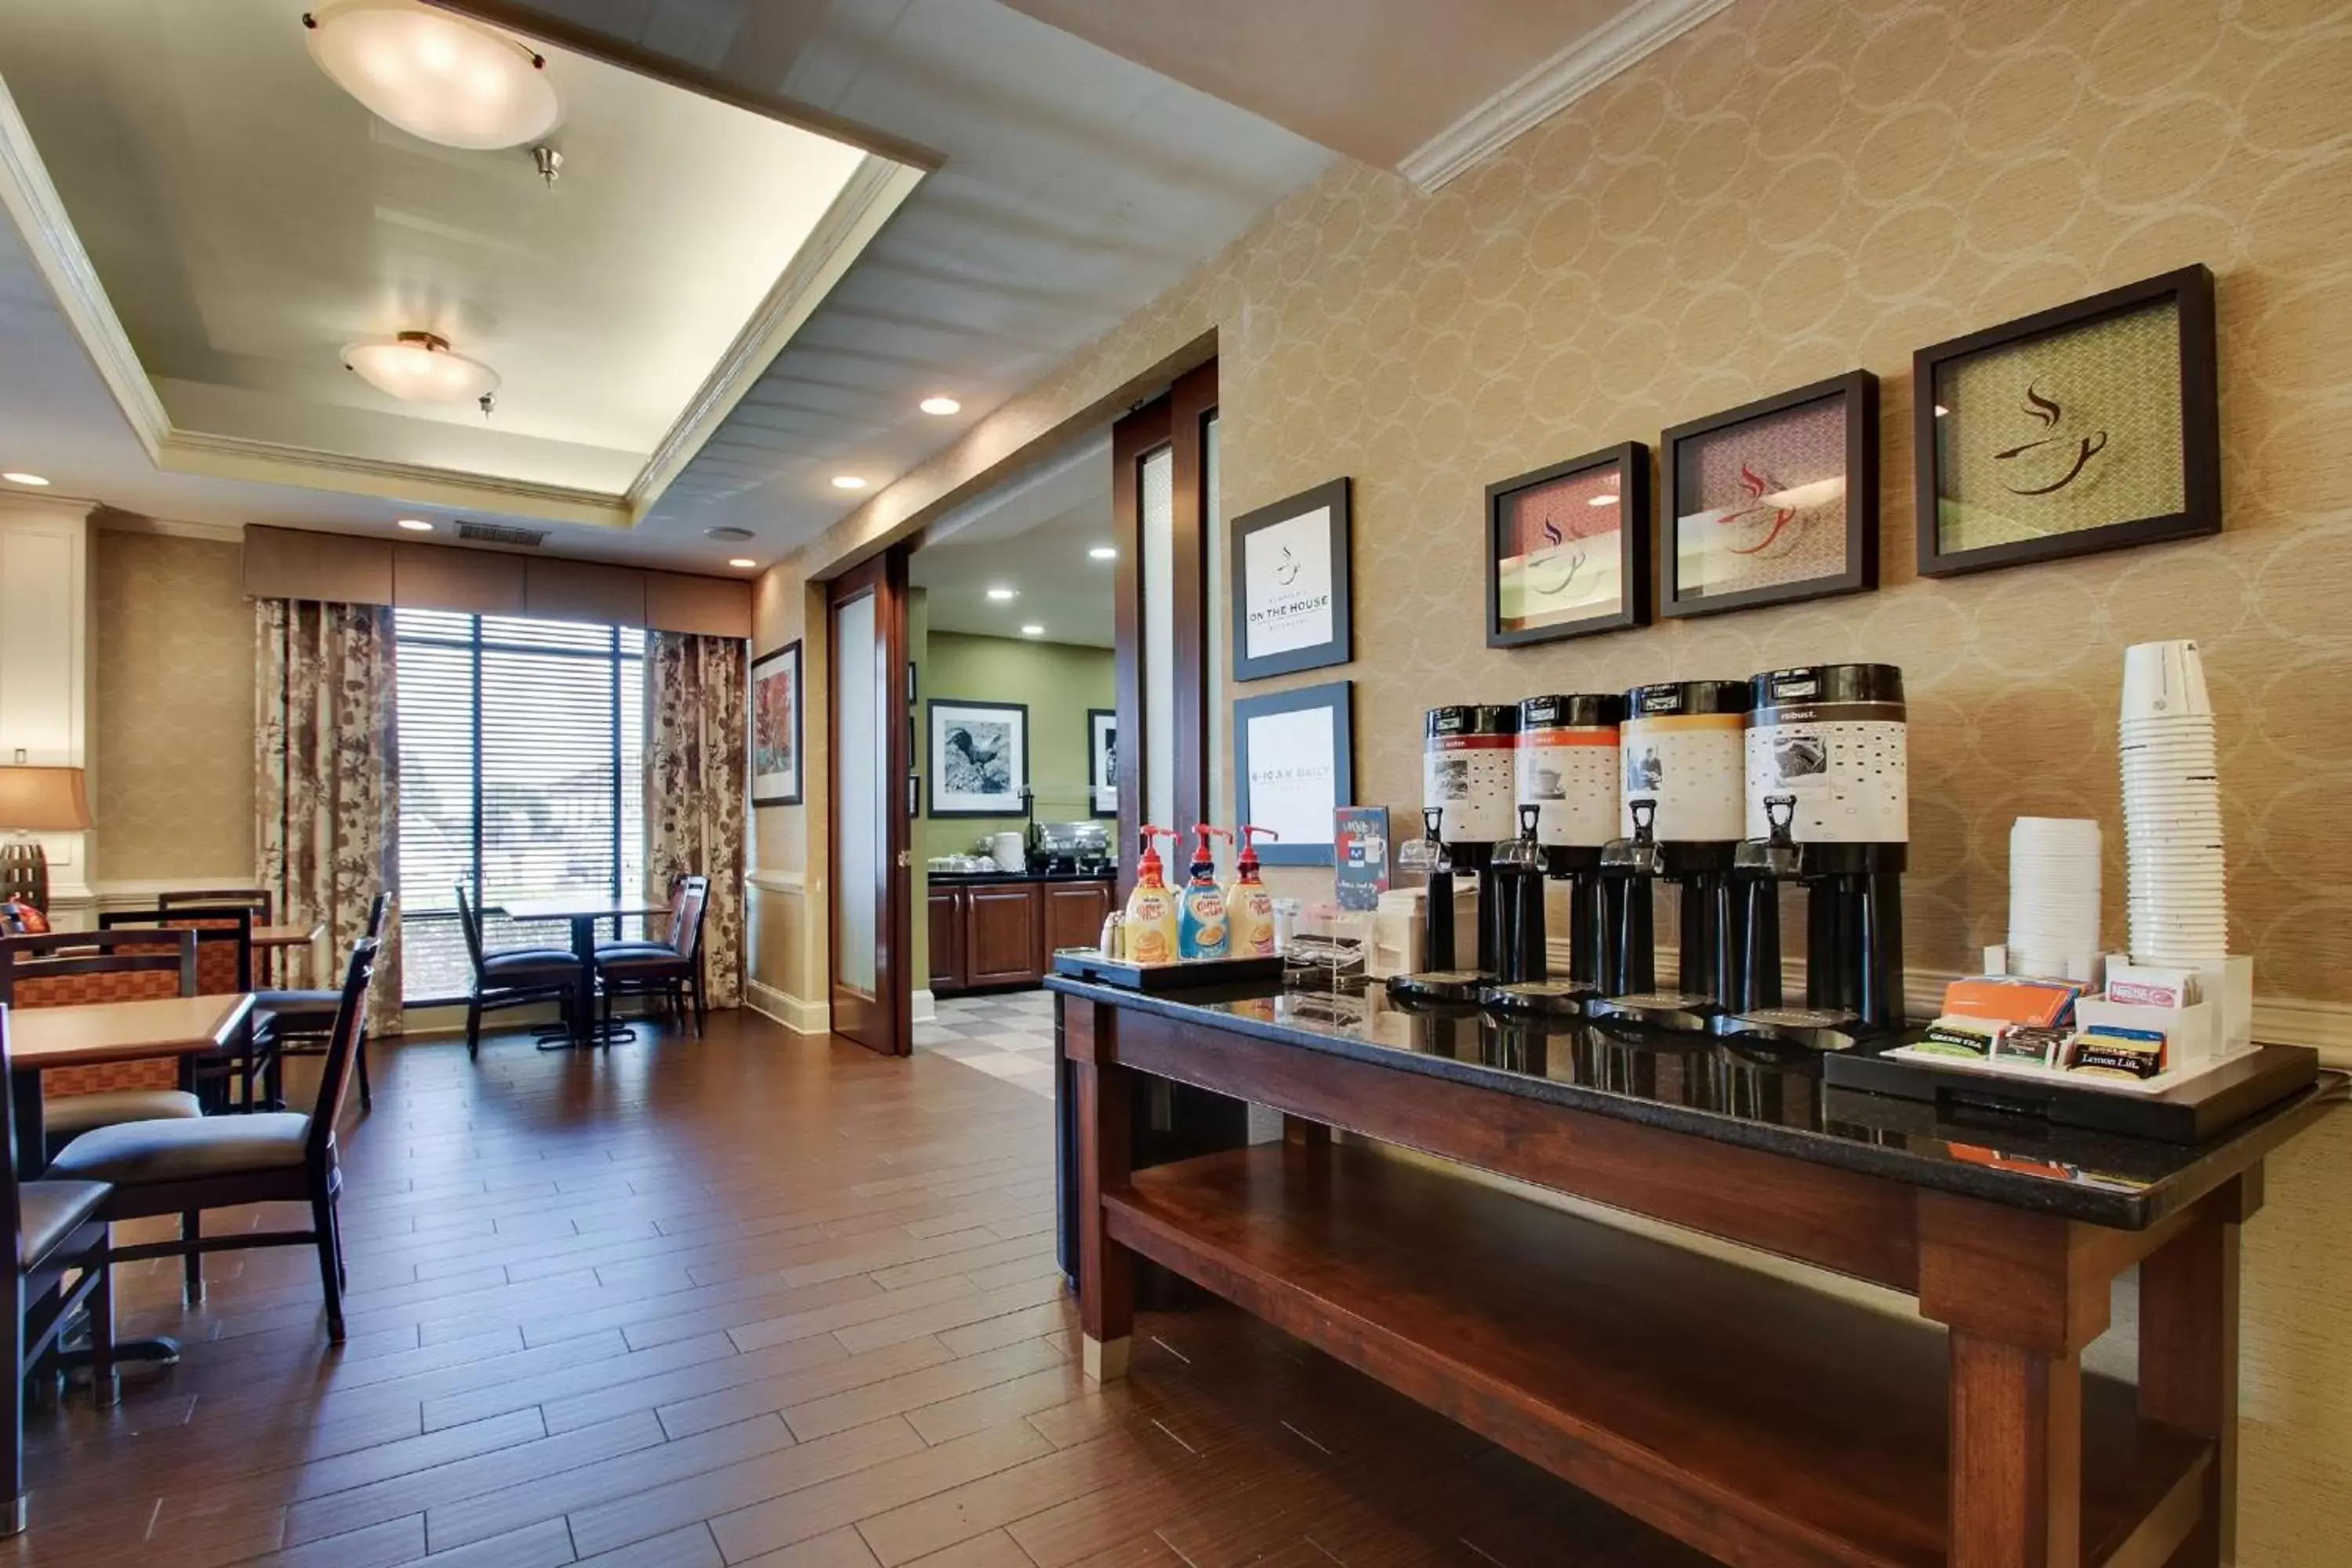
[2007,818,2103,976]
[2119,640,2226,967]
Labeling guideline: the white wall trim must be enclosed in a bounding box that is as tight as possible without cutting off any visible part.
[91,511,245,544]
[746,868,808,895]
[1397,0,1737,191]
[913,988,936,1025]
[746,976,830,1035]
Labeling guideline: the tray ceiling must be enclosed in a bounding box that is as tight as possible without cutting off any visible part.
[0,0,920,526]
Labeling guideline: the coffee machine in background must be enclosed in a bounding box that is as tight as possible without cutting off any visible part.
[1589,680,1750,1026]
[1396,705,1519,995]
[1718,663,1910,1046]
[1493,693,1625,1011]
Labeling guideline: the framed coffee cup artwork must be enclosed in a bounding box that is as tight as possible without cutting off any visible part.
[1230,477,1352,681]
[1485,441,1650,647]
[1914,264,2220,578]
[1661,371,1878,619]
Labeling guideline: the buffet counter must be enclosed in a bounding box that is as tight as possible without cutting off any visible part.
[1047,972,2343,1567]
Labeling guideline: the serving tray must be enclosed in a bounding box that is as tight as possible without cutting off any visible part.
[1050,948,1285,991]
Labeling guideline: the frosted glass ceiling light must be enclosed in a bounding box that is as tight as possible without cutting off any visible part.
[304,1,559,151]
[342,331,502,404]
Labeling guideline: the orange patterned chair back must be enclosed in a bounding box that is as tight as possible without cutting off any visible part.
[0,929,197,1096]
[100,906,252,996]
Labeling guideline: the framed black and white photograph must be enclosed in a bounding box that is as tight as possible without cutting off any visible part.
[1233,681,1354,866]
[1230,477,1352,681]
[1661,371,1878,619]
[927,699,1029,819]
[1486,441,1651,647]
[1086,708,1117,818]
[1915,264,2219,578]
[750,640,803,807]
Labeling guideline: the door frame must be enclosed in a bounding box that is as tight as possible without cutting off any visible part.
[827,547,913,1055]
[1111,359,1218,900]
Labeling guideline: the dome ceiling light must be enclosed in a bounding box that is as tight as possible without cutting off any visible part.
[342,330,502,405]
[303,1,560,151]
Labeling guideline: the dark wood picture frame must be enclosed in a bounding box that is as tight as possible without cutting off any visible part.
[926,698,1031,820]
[749,638,804,807]
[1229,477,1352,682]
[1914,264,2220,579]
[1086,707,1117,819]
[1232,680,1354,866]
[1485,441,1652,647]
[1660,371,1878,619]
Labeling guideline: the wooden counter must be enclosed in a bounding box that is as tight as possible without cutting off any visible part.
[1049,976,2342,1568]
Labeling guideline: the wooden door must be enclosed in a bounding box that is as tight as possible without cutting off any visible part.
[1044,880,1112,956]
[1112,360,1217,901]
[966,883,1042,986]
[828,550,913,1054]
[927,888,967,993]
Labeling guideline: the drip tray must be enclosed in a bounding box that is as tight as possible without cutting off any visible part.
[1483,979,1596,1017]
[1586,992,1720,1030]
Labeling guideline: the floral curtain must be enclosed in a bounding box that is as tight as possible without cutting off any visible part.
[647,631,747,1007]
[255,599,402,1032]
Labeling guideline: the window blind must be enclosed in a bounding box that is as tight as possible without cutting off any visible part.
[394,609,647,1003]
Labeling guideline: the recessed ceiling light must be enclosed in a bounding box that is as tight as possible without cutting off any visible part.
[985,586,1018,601]
[343,331,499,404]
[1585,494,1617,507]
[1087,545,1117,561]
[1020,625,1044,637]
[396,517,434,532]
[303,0,559,151]
[728,557,757,569]
[919,396,961,416]
[2,472,49,488]
[831,474,869,491]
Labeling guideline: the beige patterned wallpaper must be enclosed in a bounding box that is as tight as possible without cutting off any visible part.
[93,530,253,883]
[758,0,2352,1554]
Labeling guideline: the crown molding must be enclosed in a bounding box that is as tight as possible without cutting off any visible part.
[1398,0,1737,192]
[629,155,927,515]
[90,509,244,543]
[0,71,921,532]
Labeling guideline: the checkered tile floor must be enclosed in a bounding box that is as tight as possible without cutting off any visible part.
[913,987,1058,1098]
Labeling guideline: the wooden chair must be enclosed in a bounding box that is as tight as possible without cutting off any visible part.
[0,931,203,1163]
[49,938,376,1341]
[99,908,264,1112]
[1,1006,118,1536]
[455,886,579,1061]
[593,875,710,1038]
[254,891,387,1112]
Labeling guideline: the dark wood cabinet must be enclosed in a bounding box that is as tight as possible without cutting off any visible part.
[927,889,965,993]
[929,877,1111,996]
[1043,880,1112,956]
[966,883,1042,987]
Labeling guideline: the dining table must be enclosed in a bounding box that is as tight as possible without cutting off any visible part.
[495,895,668,1047]
[252,921,323,987]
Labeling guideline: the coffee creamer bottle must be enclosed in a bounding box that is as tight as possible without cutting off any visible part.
[1122,826,1179,964]
[1225,825,1280,957]
[1177,825,1232,960]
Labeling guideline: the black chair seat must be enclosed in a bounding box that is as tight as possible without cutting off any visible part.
[597,951,688,978]
[593,940,675,959]
[484,950,580,985]
[51,1113,309,1188]
[20,1180,108,1268]
[254,987,341,1029]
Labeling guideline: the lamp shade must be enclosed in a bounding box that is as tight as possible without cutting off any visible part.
[0,767,93,832]
[342,332,501,405]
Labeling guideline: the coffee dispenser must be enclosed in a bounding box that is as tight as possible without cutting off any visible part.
[1421,704,1518,977]
[1512,693,1624,1000]
[1719,663,1909,1044]
[1591,680,1749,1023]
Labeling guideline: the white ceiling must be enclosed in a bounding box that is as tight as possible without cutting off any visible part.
[0,0,1332,574]
[1,0,873,491]
[909,429,1114,646]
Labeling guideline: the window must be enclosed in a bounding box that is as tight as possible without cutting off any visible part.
[395,609,646,1003]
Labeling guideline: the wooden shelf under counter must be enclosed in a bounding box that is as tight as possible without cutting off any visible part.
[1053,976,2343,1568]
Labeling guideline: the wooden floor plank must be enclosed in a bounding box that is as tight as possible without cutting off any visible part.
[10,1010,1761,1568]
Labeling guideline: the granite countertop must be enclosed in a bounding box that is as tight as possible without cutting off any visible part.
[1042,974,2345,1229]
[928,869,1114,885]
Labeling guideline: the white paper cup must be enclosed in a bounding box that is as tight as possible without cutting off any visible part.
[2120,640,2213,723]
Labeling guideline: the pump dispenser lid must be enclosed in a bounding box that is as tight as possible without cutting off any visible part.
[1135,824,1172,884]
[1236,824,1278,874]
